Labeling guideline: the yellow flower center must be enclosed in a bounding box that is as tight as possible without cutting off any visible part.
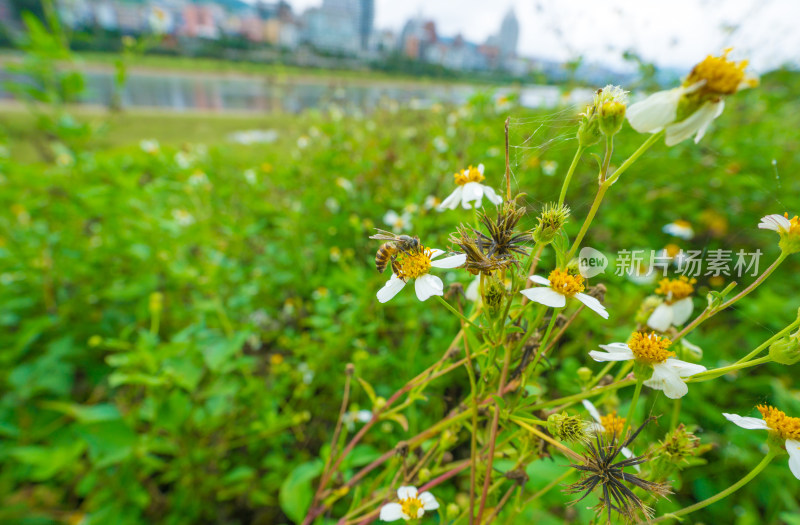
[780,213,800,236]
[400,496,424,519]
[757,405,800,441]
[685,48,756,95]
[599,411,626,439]
[655,276,696,304]
[547,268,584,297]
[393,247,432,281]
[628,332,675,364]
[454,165,485,186]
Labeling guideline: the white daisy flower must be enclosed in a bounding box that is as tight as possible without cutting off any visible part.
[759,212,800,254]
[724,405,800,480]
[140,139,160,155]
[376,247,466,303]
[148,7,170,34]
[589,332,706,399]
[662,220,694,240]
[383,210,412,232]
[171,209,195,226]
[520,269,608,319]
[541,160,558,176]
[379,485,439,521]
[647,276,696,332]
[438,164,502,211]
[581,400,636,462]
[627,49,757,146]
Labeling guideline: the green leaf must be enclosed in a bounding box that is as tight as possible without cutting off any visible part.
[39,402,122,422]
[202,332,250,372]
[356,377,377,404]
[279,459,323,524]
[75,420,138,468]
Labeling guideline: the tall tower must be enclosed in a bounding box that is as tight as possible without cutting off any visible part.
[358,0,374,50]
[497,8,519,58]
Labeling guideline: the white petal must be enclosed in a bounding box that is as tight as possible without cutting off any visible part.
[397,486,418,500]
[419,491,439,511]
[621,446,635,460]
[428,249,445,259]
[528,275,551,286]
[379,503,405,522]
[477,163,485,175]
[575,293,609,319]
[415,274,444,301]
[588,349,635,362]
[693,100,725,143]
[759,214,791,232]
[670,297,694,326]
[626,88,682,133]
[482,184,503,205]
[430,253,467,269]
[465,276,480,302]
[598,342,634,353]
[520,287,566,308]
[438,187,462,211]
[786,439,800,480]
[644,363,688,399]
[663,358,706,378]
[383,210,399,225]
[646,303,673,332]
[377,275,407,303]
[582,399,602,423]
[723,413,769,430]
[664,101,722,146]
[461,182,483,209]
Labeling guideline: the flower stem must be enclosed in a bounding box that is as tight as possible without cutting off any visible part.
[436,295,482,330]
[689,355,772,383]
[650,451,777,523]
[604,130,663,185]
[557,145,584,206]
[621,377,643,437]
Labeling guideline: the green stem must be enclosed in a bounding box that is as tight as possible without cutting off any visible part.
[528,310,560,373]
[436,295,482,330]
[604,130,663,185]
[689,355,772,383]
[674,252,788,343]
[527,379,636,412]
[621,378,643,437]
[650,451,777,523]
[735,318,800,365]
[557,146,584,206]
[669,398,681,431]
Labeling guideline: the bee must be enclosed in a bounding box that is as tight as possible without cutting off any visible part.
[369,229,421,273]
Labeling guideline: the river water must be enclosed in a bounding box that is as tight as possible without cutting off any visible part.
[0,68,594,112]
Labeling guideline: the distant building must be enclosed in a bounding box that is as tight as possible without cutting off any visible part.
[357,0,373,50]
[114,1,144,33]
[301,0,360,54]
[497,8,519,58]
[181,3,221,39]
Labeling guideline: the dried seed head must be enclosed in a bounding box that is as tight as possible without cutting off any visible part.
[547,412,591,444]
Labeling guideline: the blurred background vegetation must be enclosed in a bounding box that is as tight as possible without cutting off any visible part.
[1,3,800,524]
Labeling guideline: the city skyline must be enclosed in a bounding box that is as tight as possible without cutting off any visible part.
[283,0,800,73]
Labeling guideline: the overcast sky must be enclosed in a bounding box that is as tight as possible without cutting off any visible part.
[287,0,799,72]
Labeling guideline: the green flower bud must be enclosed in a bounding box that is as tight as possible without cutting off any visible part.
[446,503,460,520]
[599,100,627,137]
[577,108,602,147]
[533,203,570,244]
[769,335,800,365]
[576,367,593,382]
[418,468,431,483]
[483,274,506,316]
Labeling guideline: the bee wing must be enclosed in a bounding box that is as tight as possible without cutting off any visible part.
[369,229,399,241]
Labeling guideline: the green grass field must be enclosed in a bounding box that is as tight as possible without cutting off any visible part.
[1,65,799,524]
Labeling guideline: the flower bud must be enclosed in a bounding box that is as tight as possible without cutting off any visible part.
[546,412,589,443]
[446,503,460,520]
[577,108,602,147]
[483,274,506,316]
[418,468,431,482]
[148,292,163,313]
[769,335,800,365]
[576,367,593,382]
[599,100,627,137]
[533,203,570,244]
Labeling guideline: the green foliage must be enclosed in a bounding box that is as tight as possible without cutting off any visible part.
[0,69,798,524]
